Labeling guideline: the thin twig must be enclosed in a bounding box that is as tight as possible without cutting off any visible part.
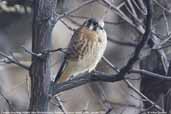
[157,43,171,50]
[43,48,68,54]
[107,37,137,47]
[68,14,125,25]
[105,100,142,109]
[130,68,171,80]
[22,46,42,57]
[124,80,163,111]
[54,0,97,23]
[139,104,156,114]
[132,0,147,15]
[163,11,170,36]
[103,56,164,111]
[0,91,15,111]
[153,0,171,13]
[101,0,145,33]
[102,56,120,73]
[160,34,171,46]
[114,0,152,79]
[54,95,68,114]
[60,19,76,31]
[0,51,29,70]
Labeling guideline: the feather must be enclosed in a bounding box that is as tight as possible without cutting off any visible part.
[54,57,67,83]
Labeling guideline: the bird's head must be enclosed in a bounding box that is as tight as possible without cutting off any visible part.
[84,18,104,31]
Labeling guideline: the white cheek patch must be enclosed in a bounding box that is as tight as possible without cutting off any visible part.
[88,25,94,30]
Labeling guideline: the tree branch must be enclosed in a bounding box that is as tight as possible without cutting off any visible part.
[54,0,97,23]
[107,37,137,47]
[0,51,29,70]
[111,0,152,79]
[124,80,163,111]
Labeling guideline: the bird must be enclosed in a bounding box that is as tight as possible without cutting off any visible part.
[55,18,107,83]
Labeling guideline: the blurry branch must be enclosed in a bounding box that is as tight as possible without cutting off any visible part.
[160,34,171,46]
[54,95,68,114]
[163,11,170,36]
[157,43,171,50]
[125,0,138,19]
[114,0,152,78]
[54,0,97,23]
[22,46,67,58]
[100,0,145,33]
[104,101,142,109]
[103,56,163,111]
[68,15,125,25]
[152,7,171,73]
[82,101,89,113]
[153,0,171,13]
[104,56,171,81]
[99,0,169,74]
[0,91,15,111]
[22,46,43,57]
[130,68,171,80]
[60,19,76,31]
[124,0,144,24]
[107,37,137,47]
[124,80,163,111]
[0,51,29,70]
[102,56,120,73]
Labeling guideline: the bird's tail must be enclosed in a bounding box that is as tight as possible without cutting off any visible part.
[55,59,72,83]
[54,59,66,83]
[57,68,71,83]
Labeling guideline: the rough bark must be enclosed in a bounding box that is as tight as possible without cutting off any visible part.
[29,0,57,112]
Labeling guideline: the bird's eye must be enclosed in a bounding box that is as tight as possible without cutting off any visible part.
[93,22,98,26]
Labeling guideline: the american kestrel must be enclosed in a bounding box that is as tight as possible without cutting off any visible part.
[55,18,107,83]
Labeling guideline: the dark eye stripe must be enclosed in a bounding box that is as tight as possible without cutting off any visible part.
[86,18,104,31]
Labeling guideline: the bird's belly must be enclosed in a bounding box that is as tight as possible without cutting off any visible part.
[77,42,106,72]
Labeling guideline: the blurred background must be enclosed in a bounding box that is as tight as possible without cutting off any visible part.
[0,0,171,114]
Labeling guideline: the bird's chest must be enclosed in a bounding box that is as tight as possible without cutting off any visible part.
[79,36,106,66]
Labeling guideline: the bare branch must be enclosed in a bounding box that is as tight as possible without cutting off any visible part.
[54,95,68,114]
[160,34,171,46]
[60,19,76,31]
[107,37,137,47]
[0,51,29,70]
[0,91,15,111]
[132,0,147,15]
[100,0,144,33]
[68,14,125,25]
[22,46,42,57]
[163,11,170,36]
[114,0,152,79]
[54,0,97,23]
[103,54,165,111]
[102,56,120,73]
[153,0,171,13]
[124,80,163,111]
[105,100,143,109]
[130,68,171,80]
[52,71,122,96]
